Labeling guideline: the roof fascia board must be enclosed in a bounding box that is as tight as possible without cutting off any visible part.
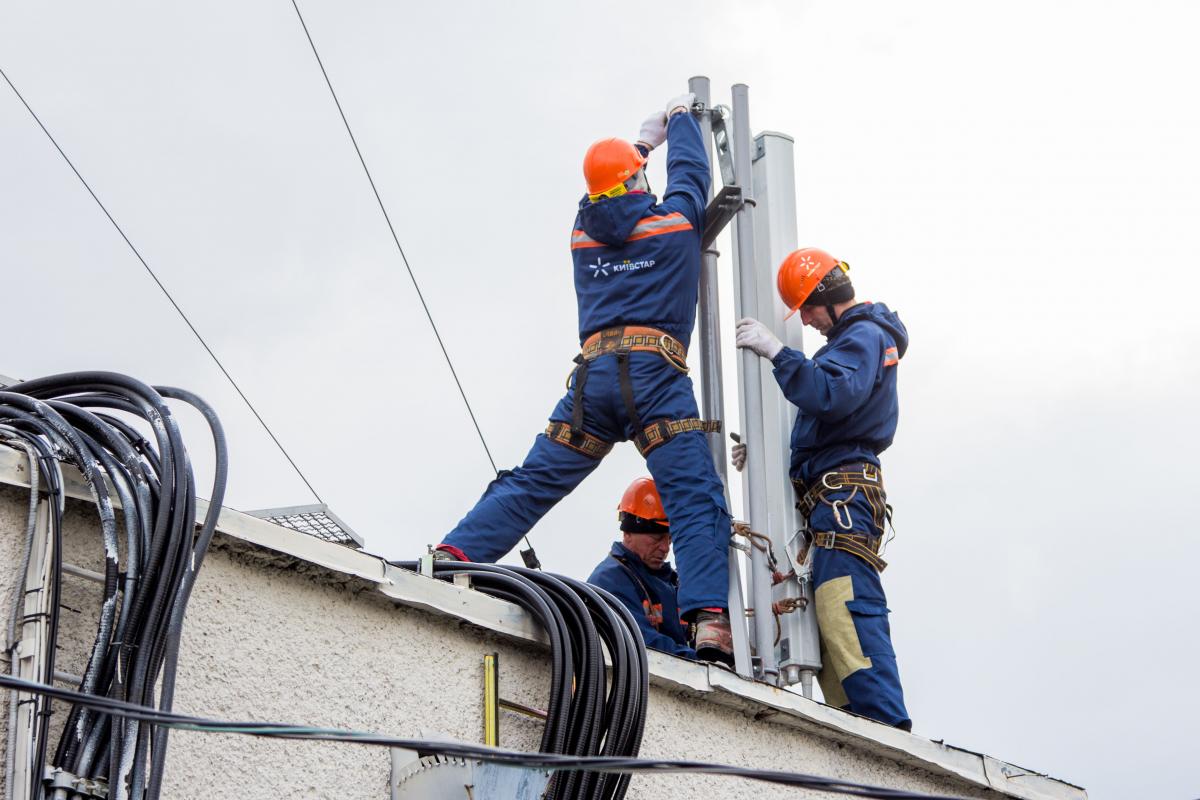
[0,445,1083,800]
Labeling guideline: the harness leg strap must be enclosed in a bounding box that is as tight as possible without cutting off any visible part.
[545,421,613,459]
[570,354,589,443]
[616,352,644,432]
[635,418,722,456]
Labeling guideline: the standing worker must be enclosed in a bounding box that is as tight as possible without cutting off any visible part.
[436,94,734,666]
[588,477,695,660]
[733,248,912,729]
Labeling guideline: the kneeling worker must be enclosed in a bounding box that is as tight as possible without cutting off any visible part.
[588,477,695,659]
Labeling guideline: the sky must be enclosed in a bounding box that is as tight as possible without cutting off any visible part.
[3,1,1199,797]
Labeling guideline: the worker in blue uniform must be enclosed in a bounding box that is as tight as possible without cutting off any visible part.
[437,94,734,665]
[733,248,911,729]
[588,477,696,659]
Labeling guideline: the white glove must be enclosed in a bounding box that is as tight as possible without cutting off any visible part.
[735,317,784,360]
[731,442,746,473]
[636,110,668,151]
[666,92,696,117]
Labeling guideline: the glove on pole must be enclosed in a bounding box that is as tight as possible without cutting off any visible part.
[666,92,696,117]
[735,317,784,361]
[637,111,668,151]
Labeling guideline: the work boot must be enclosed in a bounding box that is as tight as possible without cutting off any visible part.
[430,545,465,562]
[694,610,735,668]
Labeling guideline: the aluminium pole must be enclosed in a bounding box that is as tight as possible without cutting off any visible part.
[752,131,822,696]
[730,83,778,683]
[689,75,752,678]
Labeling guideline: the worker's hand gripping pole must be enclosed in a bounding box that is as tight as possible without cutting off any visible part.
[690,75,753,679]
[728,84,780,684]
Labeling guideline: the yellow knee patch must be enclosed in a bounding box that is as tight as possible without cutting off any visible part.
[817,641,850,708]
[815,575,872,682]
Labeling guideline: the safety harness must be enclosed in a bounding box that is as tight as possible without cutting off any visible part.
[792,463,891,572]
[547,325,721,459]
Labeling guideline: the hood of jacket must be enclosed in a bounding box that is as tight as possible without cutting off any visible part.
[832,302,909,358]
[577,192,658,247]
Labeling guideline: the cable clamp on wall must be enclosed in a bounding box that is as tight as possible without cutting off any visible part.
[45,767,109,799]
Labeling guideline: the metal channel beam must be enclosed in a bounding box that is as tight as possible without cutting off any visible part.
[690,74,752,679]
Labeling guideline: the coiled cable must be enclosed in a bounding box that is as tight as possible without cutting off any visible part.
[1,371,226,800]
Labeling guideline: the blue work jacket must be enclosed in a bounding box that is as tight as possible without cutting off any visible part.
[587,542,696,659]
[771,302,909,484]
[571,112,710,349]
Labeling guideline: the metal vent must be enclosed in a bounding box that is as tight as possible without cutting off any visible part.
[247,503,364,549]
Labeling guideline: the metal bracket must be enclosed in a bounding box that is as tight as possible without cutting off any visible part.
[702,185,743,250]
[45,768,109,799]
[710,108,736,187]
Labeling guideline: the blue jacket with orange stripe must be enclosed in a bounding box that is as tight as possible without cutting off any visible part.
[587,542,696,659]
[571,112,710,348]
[770,302,909,485]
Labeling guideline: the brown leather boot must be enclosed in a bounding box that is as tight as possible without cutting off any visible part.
[694,610,735,667]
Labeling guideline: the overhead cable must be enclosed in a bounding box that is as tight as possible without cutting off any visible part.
[0,674,969,800]
[288,1,540,563]
[287,0,499,477]
[0,64,324,505]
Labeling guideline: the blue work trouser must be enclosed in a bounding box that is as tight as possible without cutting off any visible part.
[808,487,910,729]
[443,352,730,616]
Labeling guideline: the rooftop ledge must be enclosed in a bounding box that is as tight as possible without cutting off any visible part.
[0,444,1084,800]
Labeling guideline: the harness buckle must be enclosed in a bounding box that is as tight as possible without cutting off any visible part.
[659,332,679,355]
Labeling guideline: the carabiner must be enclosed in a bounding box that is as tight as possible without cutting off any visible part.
[832,499,854,530]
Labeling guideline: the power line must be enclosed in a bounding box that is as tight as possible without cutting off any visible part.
[0,674,969,799]
[289,1,541,563]
[0,64,325,505]
[288,0,499,477]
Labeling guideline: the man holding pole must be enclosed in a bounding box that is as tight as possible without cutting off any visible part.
[733,248,911,729]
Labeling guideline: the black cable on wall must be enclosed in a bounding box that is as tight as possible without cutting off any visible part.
[1,371,226,800]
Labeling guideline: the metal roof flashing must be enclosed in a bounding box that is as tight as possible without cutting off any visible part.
[0,444,1084,800]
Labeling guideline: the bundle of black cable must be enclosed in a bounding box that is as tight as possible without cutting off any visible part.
[418,561,649,800]
[1,372,226,800]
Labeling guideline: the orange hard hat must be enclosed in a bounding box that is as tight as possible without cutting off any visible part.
[777,247,850,319]
[583,138,647,200]
[618,476,668,527]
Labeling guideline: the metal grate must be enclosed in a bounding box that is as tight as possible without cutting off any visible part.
[247,503,363,549]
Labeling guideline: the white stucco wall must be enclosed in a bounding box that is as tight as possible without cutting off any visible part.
[0,467,1084,800]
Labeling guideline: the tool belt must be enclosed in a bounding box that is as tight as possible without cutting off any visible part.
[550,325,720,459]
[793,463,890,571]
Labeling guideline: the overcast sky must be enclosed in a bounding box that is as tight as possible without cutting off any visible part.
[4,2,1199,797]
